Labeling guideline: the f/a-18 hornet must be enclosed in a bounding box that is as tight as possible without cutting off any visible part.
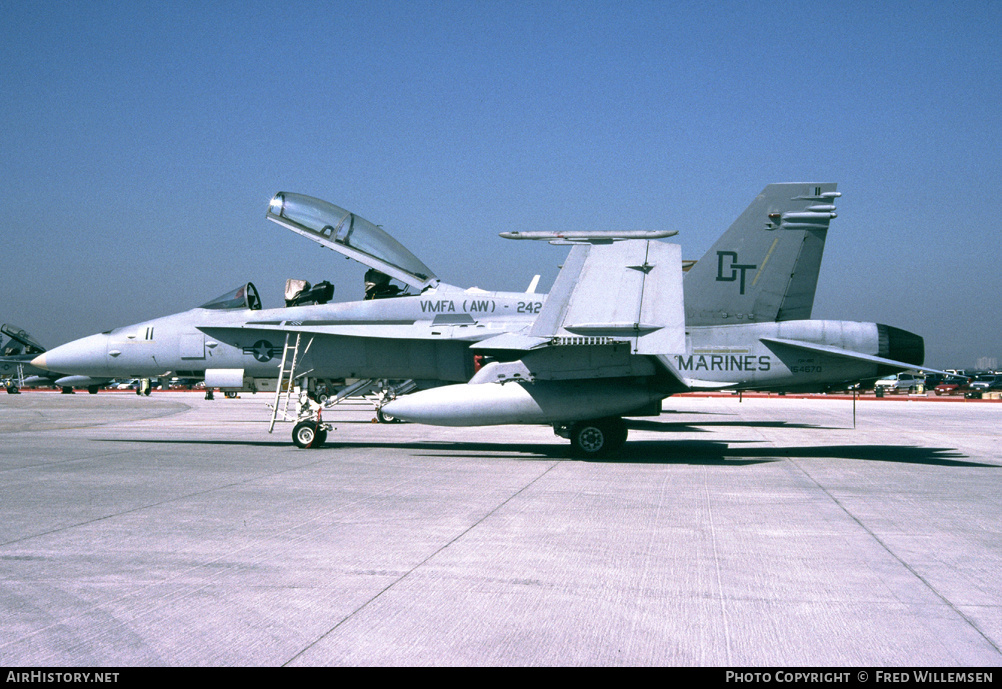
[35,184,931,455]
[2,323,111,394]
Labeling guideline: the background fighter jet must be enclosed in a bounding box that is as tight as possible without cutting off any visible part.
[2,323,111,394]
[36,184,933,454]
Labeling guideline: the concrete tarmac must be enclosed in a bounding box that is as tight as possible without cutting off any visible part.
[1,391,1000,666]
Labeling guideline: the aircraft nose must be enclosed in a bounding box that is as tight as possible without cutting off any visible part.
[32,333,111,376]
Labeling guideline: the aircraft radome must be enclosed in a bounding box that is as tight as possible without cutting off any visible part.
[34,184,935,456]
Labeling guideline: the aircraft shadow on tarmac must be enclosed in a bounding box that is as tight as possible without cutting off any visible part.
[395,440,982,467]
[96,437,986,468]
[601,441,984,467]
[98,438,294,448]
[626,419,840,433]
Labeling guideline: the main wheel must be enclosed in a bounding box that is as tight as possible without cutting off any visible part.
[292,421,320,448]
[569,417,628,458]
[88,386,99,394]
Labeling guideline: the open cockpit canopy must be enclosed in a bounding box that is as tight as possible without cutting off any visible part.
[199,282,262,310]
[1,324,45,355]
[267,192,438,292]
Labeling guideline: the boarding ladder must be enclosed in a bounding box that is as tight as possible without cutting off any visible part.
[268,332,314,433]
[266,333,419,431]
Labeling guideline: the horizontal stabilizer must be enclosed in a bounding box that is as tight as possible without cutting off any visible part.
[759,337,951,375]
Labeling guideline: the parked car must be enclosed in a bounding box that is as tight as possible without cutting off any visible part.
[873,375,897,393]
[874,372,925,393]
[969,374,1000,392]
[934,376,971,395]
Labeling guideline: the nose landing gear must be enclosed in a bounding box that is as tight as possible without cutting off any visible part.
[292,420,329,448]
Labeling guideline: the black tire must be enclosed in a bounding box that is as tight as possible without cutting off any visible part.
[224,391,237,399]
[61,387,74,394]
[376,408,400,424]
[88,386,99,394]
[569,417,627,458]
[6,385,19,394]
[315,429,328,446]
[292,421,320,449]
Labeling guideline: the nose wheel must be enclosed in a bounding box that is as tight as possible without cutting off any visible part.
[376,407,401,424]
[292,420,328,448]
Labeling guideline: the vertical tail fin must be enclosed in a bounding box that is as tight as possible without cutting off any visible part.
[684,183,839,326]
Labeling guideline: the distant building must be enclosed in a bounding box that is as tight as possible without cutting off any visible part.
[976,356,998,371]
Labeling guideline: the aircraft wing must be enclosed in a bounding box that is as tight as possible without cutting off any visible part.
[467,239,686,385]
[759,337,953,376]
[527,239,685,355]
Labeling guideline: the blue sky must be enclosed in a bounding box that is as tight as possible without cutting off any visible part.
[2,0,1000,367]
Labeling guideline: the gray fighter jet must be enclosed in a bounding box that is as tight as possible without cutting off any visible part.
[34,184,932,454]
[2,324,111,393]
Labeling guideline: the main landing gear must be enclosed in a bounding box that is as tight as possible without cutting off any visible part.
[555,417,628,458]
